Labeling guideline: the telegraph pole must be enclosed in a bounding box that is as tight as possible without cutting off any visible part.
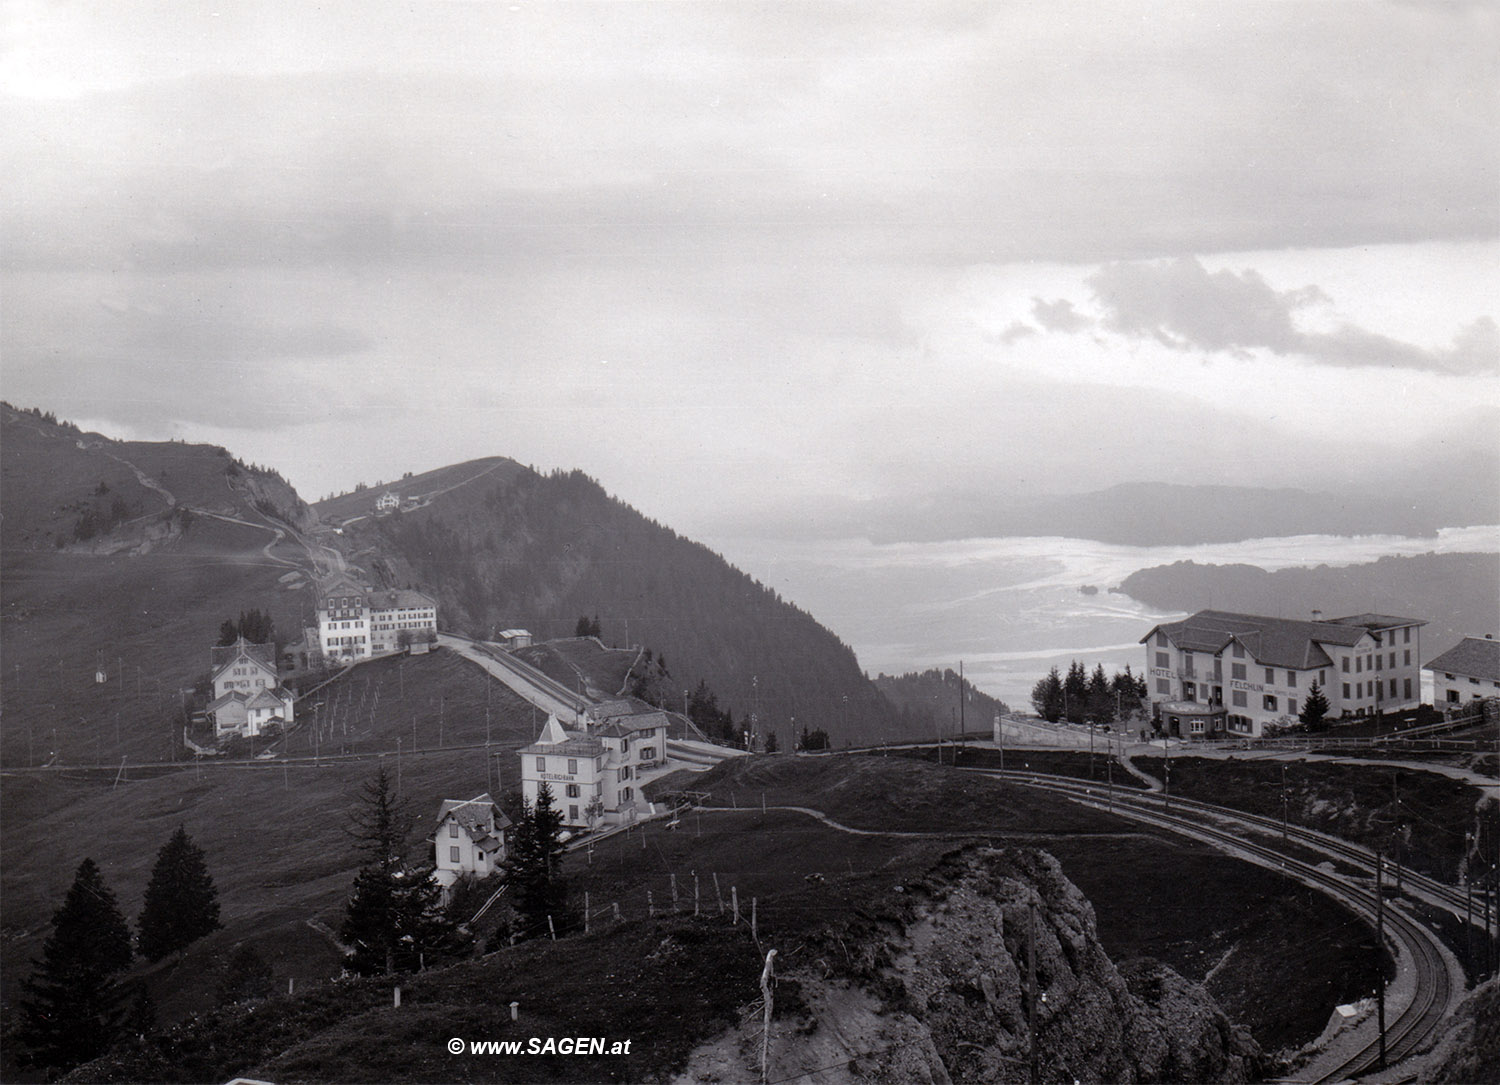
[1281,764,1288,842]
[958,661,965,741]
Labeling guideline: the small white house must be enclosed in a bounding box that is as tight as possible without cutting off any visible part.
[497,629,534,649]
[208,638,295,738]
[376,491,400,511]
[432,793,511,902]
[1424,635,1500,706]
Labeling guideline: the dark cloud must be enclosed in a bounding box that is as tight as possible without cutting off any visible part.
[1030,297,1091,333]
[1085,257,1496,375]
[997,321,1037,344]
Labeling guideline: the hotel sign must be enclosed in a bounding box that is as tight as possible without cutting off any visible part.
[1229,679,1265,694]
[540,772,576,782]
[1149,667,1173,678]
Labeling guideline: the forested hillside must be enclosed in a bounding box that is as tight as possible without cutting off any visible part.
[873,668,1010,737]
[322,466,904,744]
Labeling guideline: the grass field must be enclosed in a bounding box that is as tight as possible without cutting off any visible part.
[594,755,1383,1051]
[883,744,1152,787]
[512,638,641,702]
[11,752,1391,1080]
[1135,755,1496,883]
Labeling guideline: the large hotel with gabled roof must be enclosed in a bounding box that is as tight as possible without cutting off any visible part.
[1141,610,1426,738]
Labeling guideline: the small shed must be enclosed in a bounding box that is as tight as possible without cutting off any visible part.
[497,629,533,649]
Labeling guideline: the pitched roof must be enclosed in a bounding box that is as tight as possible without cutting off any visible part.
[368,588,436,610]
[317,573,369,599]
[436,793,513,839]
[1142,609,1404,670]
[207,691,249,712]
[1425,636,1500,681]
[594,711,671,737]
[518,735,606,756]
[245,688,290,710]
[210,639,276,675]
[1328,614,1428,632]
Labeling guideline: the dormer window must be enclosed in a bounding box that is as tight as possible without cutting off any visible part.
[449,822,458,837]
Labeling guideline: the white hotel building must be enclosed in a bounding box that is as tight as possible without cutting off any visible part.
[518,708,669,829]
[1142,610,1425,738]
[316,574,438,662]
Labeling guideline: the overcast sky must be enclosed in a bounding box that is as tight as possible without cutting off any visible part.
[3,1,1496,539]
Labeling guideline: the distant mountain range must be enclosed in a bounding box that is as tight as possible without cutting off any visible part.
[1115,552,1500,658]
[716,475,1500,547]
[0,404,911,758]
[317,461,906,744]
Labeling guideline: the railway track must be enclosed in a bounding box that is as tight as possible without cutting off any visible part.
[996,772,1462,1082]
[978,768,1487,931]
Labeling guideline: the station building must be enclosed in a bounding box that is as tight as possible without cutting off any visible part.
[1141,610,1426,737]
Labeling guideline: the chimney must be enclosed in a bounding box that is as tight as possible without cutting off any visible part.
[1311,609,1323,621]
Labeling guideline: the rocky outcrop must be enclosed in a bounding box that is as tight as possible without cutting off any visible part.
[677,847,1261,1084]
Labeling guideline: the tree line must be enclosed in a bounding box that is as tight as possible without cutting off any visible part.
[15,828,222,1075]
[1031,662,1148,725]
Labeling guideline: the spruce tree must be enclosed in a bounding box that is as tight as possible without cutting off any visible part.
[138,826,222,961]
[341,767,411,974]
[1031,666,1065,722]
[504,783,569,939]
[1063,660,1089,724]
[1087,663,1116,725]
[1300,682,1331,731]
[17,858,135,1073]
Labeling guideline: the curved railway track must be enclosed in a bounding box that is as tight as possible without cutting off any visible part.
[995,771,1461,1082]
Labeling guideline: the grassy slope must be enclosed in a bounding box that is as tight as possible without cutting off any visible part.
[45,755,1383,1081]
[511,638,641,702]
[649,755,1378,1050]
[1134,755,1496,883]
[314,458,524,526]
[0,651,544,1035]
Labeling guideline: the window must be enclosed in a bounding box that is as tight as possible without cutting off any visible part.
[567,758,578,774]
[619,766,631,781]
[1155,652,1169,668]
[1156,633,1168,647]
[1156,678,1171,695]
[1342,683,1351,699]
[1319,670,1326,685]
[1342,657,1350,673]
[1183,682,1196,702]
[1183,651,1195,676]
[1212,659,1222,680]
[1232,690,1247,707]
[1286,671,1297,687]
[450,847,460,863]
[1288,698,1297,716]
[640,747,656,761]
[569,805,579,822]
[1189,717,1204,733]
[1232,642,1245,658]
[622,787,633,802]
[1404,627,1410,644]
[449,823,458,837]
[1264,667,1275,684]
[566,784,580,798]
[1405,678,1412,700]
[535,757,545,771]
[1404,650,1411,666]
[1231,663,1247,680]
[1356,656,1363,673]
[1389,679,1397,697]
[1447,689,1460,703]
[1356,682,1363,698]
[1389,653,1395,668]
[1263,695,1278,712]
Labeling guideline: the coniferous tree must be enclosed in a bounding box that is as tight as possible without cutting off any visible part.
[17,858,134,1074]
[1087,663,1116,725]
[504,783,569,939]
[1063,660,1089,724]
[1031,667,1065,722]
[138,826,222,961]
[338,768,456,973]
[1300,682,1330,731]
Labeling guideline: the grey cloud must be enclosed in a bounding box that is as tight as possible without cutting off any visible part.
[1030,297,1091,333]
[998,321,1037,344]
[1087,257,1496,375]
